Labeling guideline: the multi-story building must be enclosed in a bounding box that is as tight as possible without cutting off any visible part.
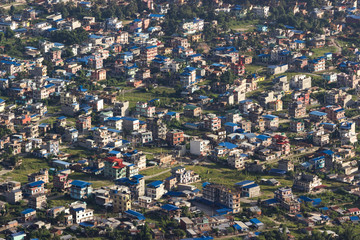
[76,115,92,133]
[227,151,246,170]
[136,102,155,117]
[70,202,94,224]
[262,114,279,131]
[28,169,49,183]
[166,129,184,146]
[53,173,72,191]
[293,173,322,192]
[202,183,241,213]
[5,189,23,204]
[340,121,357,145]
[29,194,47,209]
[113,101,129,117]
[184,104,202,117]
[146,180,166,200]
[324,105,346,122]
[180,67,197,87]
[70,180,93,200]
[141,45,157,62]
[147,118,167,140]
[24,181,45,196]
[252,6,270,18]
[274,187,300,213]
[181,18,204,35]
[308,57,326,72]
[204,114,221,132]
[116,175,145,200]
[290,119,304,132]
[112,190,131,213]
[288,101,306,118]
[104,157,127,180]
[171,166,200,184]
[190,139,210,156]
[290,75,312,90]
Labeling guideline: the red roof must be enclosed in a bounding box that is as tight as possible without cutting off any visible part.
[347,208,360,213]
[105,156,125,169]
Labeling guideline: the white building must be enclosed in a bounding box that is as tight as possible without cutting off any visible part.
[190,139,210,156]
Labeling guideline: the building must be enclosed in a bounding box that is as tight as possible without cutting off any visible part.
[293,173,322,192]
[290,75,312,90]
[112,190,131,213]
[339,121,357,145]
[29,194,47,209]
[274,187,300,213]
[308,57,326,72]
[184,104,202,117]
[190,139,210,156]
[171,166,200,184]
[104,156,127,180]
[136,102,155,118]
[146,118,167,140]
[166,129,184,146]
[204,114,221,132]
[70,202,94,224]
[142,45,158,62]
[202,183,241,213]
[116,175,145,200]
[180,67,197,87]
[28,169,49,183]
[146,180,166,200]
[236,180,261,198]
[70,180,93,199]
[53,173,72,191]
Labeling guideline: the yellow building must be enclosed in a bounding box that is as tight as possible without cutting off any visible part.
[112,192,131,212]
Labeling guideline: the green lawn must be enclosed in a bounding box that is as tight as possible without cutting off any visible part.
[120,87,177,108]
[145,171,172,183]
[48,195,74,208]
[229,19,260,31]
[137,146,171,154]
[69,172,114,189]
[140,166,169,176]
[61,147,95,158]
[310,46,337,58]
[1,157,51,183]
[246,64,265,74]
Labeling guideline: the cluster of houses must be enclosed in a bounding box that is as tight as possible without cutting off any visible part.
[2,0,360,239]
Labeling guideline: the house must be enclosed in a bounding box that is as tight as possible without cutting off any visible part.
[236,180,261,198]
[54,173,72,191]
[184,104,202,117]
[112,190,131,213]
[116,174,145,200]
[21,208,36,222]
[70,180,93,199]
[166,129,184,146]
[202,183,241,213]
[293,173,322,192]
[146,180,166,200]
[262,114,279,131]
[190,139,210,156]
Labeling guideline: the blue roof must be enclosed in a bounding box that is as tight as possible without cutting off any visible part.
[235,180,254,186]
[161,204,180,211]
[350,216,360,221]
[218,142,238,149]
[264,198,278,204]
[71,180,92,188]
[242,183,259,189]
[263,114,278,120]
[322,149,334,155]
[53,160,71,166]
[225,122,238,127]
[269,169,286,175]
[79,222,94,227]
[125,210,146,220]
[250,218,262,224]
[256,135,271,141]
[11,231,26,237]
[147,180,163,188]
[21,208,35,215]
[28,180,45,188]
[320,207,329,211]
[310,111,327,117]
[149,13,164,18]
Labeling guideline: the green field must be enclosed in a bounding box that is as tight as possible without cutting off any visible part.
[229,19,260,32]
[1,157,51,183]
[310,46,337,58]
[140,166,169,176]
[120,87,177,108]
[69,172,114,189]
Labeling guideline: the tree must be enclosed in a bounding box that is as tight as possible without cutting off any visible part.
[5,27,15,39]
